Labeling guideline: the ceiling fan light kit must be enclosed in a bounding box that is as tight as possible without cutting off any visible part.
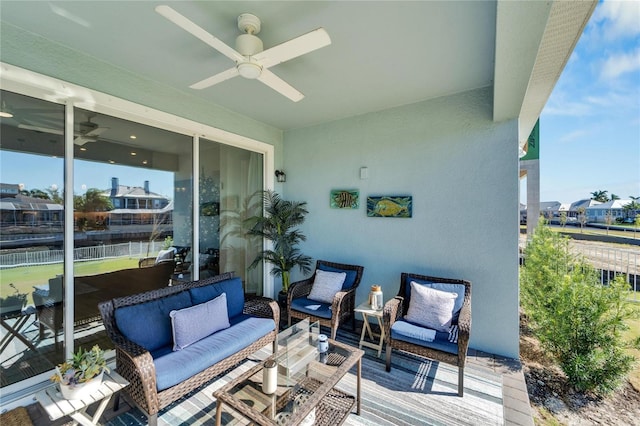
[156,5,331,102]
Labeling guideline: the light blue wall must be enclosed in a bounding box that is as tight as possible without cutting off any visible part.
[283,87,521,358]
[0,22,283,148]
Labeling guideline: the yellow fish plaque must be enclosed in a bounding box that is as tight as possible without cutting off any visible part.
[367,196,412,218]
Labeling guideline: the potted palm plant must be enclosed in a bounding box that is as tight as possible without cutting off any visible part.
[246,190,313,307]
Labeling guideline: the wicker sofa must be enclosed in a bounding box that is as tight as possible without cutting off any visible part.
[98,272,279,426]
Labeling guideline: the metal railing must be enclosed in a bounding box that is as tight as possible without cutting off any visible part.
[0,241,166,269]
[520,238,640,302]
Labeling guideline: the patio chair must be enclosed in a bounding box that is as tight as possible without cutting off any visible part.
[287,260,364,340]
[383,272,471,396]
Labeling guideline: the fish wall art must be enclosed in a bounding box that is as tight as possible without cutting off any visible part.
[366,195,412,218]
[330,189,359,209]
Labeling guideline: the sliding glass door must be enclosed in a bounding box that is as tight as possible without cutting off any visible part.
[0,89,265,392]
[0,90,65,387]
[199,138,263,295]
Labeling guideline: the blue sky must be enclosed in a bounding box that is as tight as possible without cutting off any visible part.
[535,0,640,204]
[0,151,174,199]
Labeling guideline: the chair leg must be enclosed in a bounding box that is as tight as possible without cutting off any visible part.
[147,413,158,426]
[385,343,392,372]
[458,366,464,397]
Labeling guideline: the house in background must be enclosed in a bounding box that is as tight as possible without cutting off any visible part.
[105,178,169,211]
[569,198,603,218]
[587,199,633,223]
[0,0,597,405]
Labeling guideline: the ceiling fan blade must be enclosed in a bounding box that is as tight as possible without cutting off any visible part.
[74,136,98,146]
[254,28,331,69]
[84,127,109,137]
[257,69,304,102]
[155,5,244,63]
[190,67,240,90]
[18,123,64,135]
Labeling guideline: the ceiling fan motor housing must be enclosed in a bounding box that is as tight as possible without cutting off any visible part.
[235,33,263,56]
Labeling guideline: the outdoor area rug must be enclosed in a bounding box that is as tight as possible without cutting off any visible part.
[105,329,503,426]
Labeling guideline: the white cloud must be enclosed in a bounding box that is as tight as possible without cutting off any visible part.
[592,0,640,40]
[600,47,640,79]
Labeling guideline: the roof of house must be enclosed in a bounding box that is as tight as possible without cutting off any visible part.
[587,199,632,210]
[103,185,167,200]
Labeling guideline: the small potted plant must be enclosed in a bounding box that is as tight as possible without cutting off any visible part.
[50,345,109,400]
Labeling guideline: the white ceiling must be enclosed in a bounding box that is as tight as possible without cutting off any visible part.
[1,0,597,146]
[0,1,497,131]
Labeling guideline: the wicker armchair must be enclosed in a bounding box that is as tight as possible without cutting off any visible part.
[383,272,471,396]
[287,260,364,340]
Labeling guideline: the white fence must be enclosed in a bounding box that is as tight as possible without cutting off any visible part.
[0,241,166,269]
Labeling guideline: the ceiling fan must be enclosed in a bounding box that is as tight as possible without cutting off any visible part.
[155,5,331,102]
[18,115,109,146]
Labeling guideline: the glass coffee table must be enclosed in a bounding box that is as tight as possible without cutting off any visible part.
[213,320,363,425]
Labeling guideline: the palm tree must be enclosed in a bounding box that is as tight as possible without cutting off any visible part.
[245,191,313,293]
[609,193,620,201]
[590,190,609,203]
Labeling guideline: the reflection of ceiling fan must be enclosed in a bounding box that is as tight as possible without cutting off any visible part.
[156,5,331,102]
[18,116,109,146]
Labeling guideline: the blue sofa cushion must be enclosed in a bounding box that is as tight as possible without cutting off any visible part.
[153,314,275,391]
[318,264,358,290]
[290,297,332,319]
[188,277,244,318]
[170,293,230,351]
[115,291,192,352]
[404,277,466,320]
[391,319,458,355]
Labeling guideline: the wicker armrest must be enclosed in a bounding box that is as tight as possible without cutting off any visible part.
[331,288,354,317]
[244,296,280,325]
[383,297,403,338]
[288,278,314,304]
[456,298,471,356]
[110,328,159,412]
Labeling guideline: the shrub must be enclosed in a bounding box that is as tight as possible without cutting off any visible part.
[520,219,638,393]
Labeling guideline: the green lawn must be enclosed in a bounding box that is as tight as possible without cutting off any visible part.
[625,305,640,390]
[0,258,139,304]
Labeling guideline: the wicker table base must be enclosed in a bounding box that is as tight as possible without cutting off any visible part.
[214,338,362,425]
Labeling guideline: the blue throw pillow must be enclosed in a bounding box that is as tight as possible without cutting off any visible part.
[189,277,245,318]
[115,291,192,351]
[170,293,230,351]
[318,264,358,290]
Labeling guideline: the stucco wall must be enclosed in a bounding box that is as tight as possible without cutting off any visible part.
[283,87,520,358]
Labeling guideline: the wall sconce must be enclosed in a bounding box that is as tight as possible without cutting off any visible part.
[275,170,287,183]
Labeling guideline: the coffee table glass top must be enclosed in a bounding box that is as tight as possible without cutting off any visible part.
[214,319,363,425]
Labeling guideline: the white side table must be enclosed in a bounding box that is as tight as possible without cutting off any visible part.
[354,302,386,357]
[36,370,128,426]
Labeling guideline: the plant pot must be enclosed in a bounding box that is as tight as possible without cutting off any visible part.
[277,291,288,311]
[59,370,104,400]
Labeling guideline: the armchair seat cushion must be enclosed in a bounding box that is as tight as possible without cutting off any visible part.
[290,297,332,319]
[153,314,275,391]
[391,319,458,355]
